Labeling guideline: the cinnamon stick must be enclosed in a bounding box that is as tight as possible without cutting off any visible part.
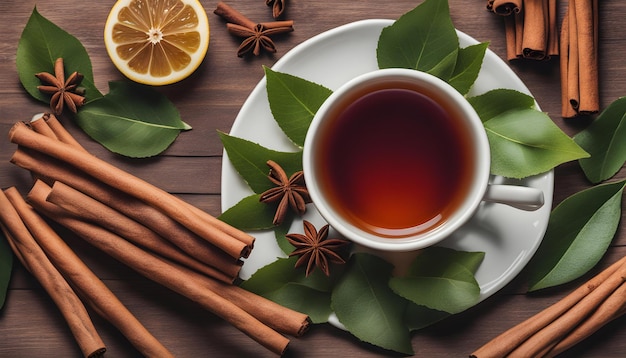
[11,148,242,282]
[214,2,293,31]
[174,259,310,337]
[471,255,626,358]
[0,190,106,358]
[521,0,548,60]
[507,260,626,357]
[489,0,558,61]
[561,0,600,117]
[39,113,87,151]
[491,0,522,15]
[560,9,578,118]
[28,181,296,356]
[29,113,58,140]
[547,0,558,57]
[566,1,581,114]
[22,117,254,251]
[514,11,524,58]
[170,190,254,252]
[573,0,599,114]
[214,1,257,29]
[504,15,519,60]
[44,180,234,284]
[8,121,254,260]
[545,281,626,357]
[4,187,174,358]
[260,20,294,30]
[30,179,309,340]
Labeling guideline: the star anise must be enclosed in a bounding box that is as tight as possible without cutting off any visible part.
[287,220,350,277]
[259,160,311,225]
[266,0,286,19]
[226,23,293,57]
[35,58,85,115]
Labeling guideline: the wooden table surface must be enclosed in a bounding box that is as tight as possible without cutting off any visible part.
[1,0,626,357]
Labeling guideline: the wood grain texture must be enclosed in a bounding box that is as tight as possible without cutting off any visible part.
[1,0,626,356]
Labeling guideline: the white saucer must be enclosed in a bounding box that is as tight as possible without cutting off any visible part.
[221,19,554,324]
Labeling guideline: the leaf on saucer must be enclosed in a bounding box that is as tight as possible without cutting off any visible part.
[376,0,459,81]
[75,81,190,158]
[17,7,102,105]
[218,196,298,237]
[218,194,277,231]
[448,42,489,95]
[332,253,413,355]
[219,131,303,194]
[0,232,12,310]
[261,282,332,324]
[241,257,333,323]
[468,89,588,178]
[574,97,626,184]
[264,66,332,148]
[483,108,589,178]
[243,257,334,293]
[427,49,459,82]
[404,303,451,331]
[526,179,626,292]
[468,88,537,122]
[421,246,484,273]
[389,247,483,315]
[274,216,296,255]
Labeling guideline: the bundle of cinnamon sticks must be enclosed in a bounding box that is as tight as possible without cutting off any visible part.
[487,0,600,118]
[471,256,626,357]
[0,187,170,358]
[486,0,559,61]
[1,113,310,356]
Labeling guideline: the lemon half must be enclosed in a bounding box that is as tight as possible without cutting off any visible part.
[104,0,210,86]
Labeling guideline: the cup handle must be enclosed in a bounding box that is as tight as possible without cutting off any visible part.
[483,184,545,211]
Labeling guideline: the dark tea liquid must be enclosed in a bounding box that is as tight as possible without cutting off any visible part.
[317,87,474,237]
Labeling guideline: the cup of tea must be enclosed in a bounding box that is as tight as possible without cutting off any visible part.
[303,68,544,252]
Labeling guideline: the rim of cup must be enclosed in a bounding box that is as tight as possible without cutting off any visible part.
[303,68,491,252]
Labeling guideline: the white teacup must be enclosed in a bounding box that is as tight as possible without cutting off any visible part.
[303,68,544,252]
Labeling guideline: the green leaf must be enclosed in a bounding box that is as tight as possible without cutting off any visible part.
[376,0,458,81]
[219,132,303,194]
[0,232,13,310]
[404,303,451,331]
[264,66,333,147]
[469,89,588,178]
[484,108,589,178]
[16,9,188,158]
[218,194,277,231]
[527,180,626,292]
[468,89,537,122]
[262,282,332,324]
[389,247,483,314]
[16,7,102,104]
[448,42,489,95]
[241,257,333,323]
[274,217,296,255]
[440,246,485,273]
[574,97,626,183]
[426,49,459,81]
[242,257,333,294]
[75,81,190,158]
[332,253,413,355]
